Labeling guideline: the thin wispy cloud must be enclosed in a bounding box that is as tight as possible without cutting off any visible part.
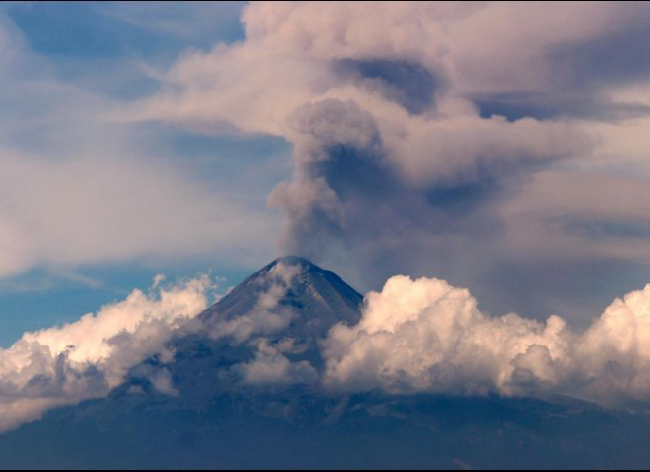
[0,8,279,282]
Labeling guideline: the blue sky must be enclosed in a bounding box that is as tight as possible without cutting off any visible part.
[0,2,291,345]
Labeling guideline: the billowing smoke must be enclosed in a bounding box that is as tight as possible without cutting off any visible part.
[127,1,650,321]
[323,274,650,408]
[132,1,597,263]
[0,276,213,432]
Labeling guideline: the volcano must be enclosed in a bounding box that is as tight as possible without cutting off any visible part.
[139,255,364,403]
[3,257,650,469]
[199,255,363,339]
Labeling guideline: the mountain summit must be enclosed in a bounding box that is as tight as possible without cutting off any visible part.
[199,255,363,341]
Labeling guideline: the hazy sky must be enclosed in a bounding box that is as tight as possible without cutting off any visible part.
[0,1,288,345]
[1,1,650,345]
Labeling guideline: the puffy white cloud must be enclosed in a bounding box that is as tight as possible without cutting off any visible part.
[577,284,650,403]
[323,274,650,407]
[237,339,317,385]
[0,275,213,432]
[324,275,573,396]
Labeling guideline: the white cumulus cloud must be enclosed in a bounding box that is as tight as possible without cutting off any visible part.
[323,274,650,408]
[0,275,213,432]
